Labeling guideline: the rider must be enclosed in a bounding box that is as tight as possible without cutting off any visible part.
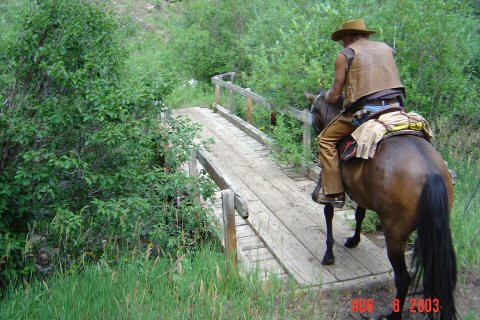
[316,19,406,208]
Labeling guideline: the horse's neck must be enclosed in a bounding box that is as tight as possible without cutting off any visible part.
[325,106,343,125]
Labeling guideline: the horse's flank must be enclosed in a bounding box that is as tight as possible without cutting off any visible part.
[342,135,455,234]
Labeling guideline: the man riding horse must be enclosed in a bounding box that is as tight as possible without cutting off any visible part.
[316,19,405,208]
[308,19,457,320]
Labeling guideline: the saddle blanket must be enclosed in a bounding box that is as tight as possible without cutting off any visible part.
[350,111,433,160]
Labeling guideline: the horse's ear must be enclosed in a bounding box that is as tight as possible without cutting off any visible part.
[304,92,316,104]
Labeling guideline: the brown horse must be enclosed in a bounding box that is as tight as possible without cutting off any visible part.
[306,92,457,320]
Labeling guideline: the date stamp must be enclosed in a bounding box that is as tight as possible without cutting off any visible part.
[351,298,441,314]
[395,298,441,313]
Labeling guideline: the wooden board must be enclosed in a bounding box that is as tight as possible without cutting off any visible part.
[174,107,393,287]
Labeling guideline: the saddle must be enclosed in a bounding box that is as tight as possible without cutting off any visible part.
[339,108,431,161]
[339,130,427,161]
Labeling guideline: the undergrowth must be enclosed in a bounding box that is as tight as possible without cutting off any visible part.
[0,244,330,320]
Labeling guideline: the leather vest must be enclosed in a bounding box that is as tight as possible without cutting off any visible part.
[343,39,404,108]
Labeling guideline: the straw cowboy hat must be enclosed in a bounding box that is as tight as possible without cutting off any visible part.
[331,19,376,41]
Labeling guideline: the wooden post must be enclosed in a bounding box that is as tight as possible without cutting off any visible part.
[303,109,311,161]
[246,88,253,124]
[222,189,237,268]
[270,111,277,127]
[227,81,233,112]
[215,83,222,106]
[188,151,201,203]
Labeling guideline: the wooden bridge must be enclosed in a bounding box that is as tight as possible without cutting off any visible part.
[173,73,394,290]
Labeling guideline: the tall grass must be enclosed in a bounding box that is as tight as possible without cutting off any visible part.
[0,244,331,320]
[433,119,480,270]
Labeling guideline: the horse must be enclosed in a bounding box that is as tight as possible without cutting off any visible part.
[305,92,457,320]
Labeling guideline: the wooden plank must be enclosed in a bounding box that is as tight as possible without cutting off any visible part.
[255,258,285,274]
[197,149,249,218]
[211,76,312,124]
[227,83,234,111]
[246,88,253,124]
[236,227,256,239]
[263,173,391,274]
[222,190,237,268]
[215,84,222,105]
[235,215,249,227]
[237,235,265,251]
[240,199,337,285]
[303,113,312,159]
[175,107,392,284]
[243,247,274,262]
[212,76,272,109]
[215,104,272,146]
[183,108,369,280]
[200,112,390,275]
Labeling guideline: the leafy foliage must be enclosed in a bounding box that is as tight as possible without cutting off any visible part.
[165,0,479,126]
[0,0,215,284]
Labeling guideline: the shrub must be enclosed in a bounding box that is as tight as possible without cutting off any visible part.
[166,0,254,82]
[0,0,214,285]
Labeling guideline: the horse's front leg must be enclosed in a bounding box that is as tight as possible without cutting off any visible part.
[345,206,366,248]
[322,204,335,265]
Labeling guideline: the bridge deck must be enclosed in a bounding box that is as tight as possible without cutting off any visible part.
[175,106,393,288]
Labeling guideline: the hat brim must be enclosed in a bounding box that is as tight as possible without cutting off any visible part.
[331,29,376,41]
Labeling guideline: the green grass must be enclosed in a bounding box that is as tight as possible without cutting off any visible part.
[0,244,331,320]
[164,82,214,109]
[433,118,480,270]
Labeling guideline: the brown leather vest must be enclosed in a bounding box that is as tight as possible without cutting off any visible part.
[343,39,404,108]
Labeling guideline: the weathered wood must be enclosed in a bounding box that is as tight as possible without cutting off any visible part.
[211,76,312,124]
[215,84,222,105]
[246,88,253,124]
[236,227,256,239]
[196,149,249,218]
[197,107,390,273]
[222,189,237,267]
[188,151,201,203]
[174,107,394,287]
[227,81,234,111]
[303,109,312,159]
[212,76,273,109]
[237,234,265,251]
[283,107,312,124]
[215,72,235,81]
[243,247,274,262]
[215,104,272,147]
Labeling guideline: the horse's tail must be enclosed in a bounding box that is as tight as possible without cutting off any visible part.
[412,173,457,319]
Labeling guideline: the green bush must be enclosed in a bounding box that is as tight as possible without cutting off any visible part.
[0,0,215,285]
[165,0,254,82]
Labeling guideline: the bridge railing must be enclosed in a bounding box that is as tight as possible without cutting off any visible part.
[211,72,319,180]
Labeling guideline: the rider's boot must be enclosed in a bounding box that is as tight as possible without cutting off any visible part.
[315,192,345,208]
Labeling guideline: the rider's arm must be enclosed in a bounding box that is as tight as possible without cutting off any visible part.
[325,53,348,103]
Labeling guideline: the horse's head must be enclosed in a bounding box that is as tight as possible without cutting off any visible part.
[305,91,344,135]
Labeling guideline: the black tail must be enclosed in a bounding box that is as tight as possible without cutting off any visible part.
[412,173,457,319]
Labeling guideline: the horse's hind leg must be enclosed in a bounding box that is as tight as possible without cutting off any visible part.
[381,235,411,320]
[322,204,335,265]
[345,206,366,248]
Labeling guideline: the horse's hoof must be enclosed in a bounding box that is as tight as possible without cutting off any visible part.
[321,254,335,265]
[344,237,360,248]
